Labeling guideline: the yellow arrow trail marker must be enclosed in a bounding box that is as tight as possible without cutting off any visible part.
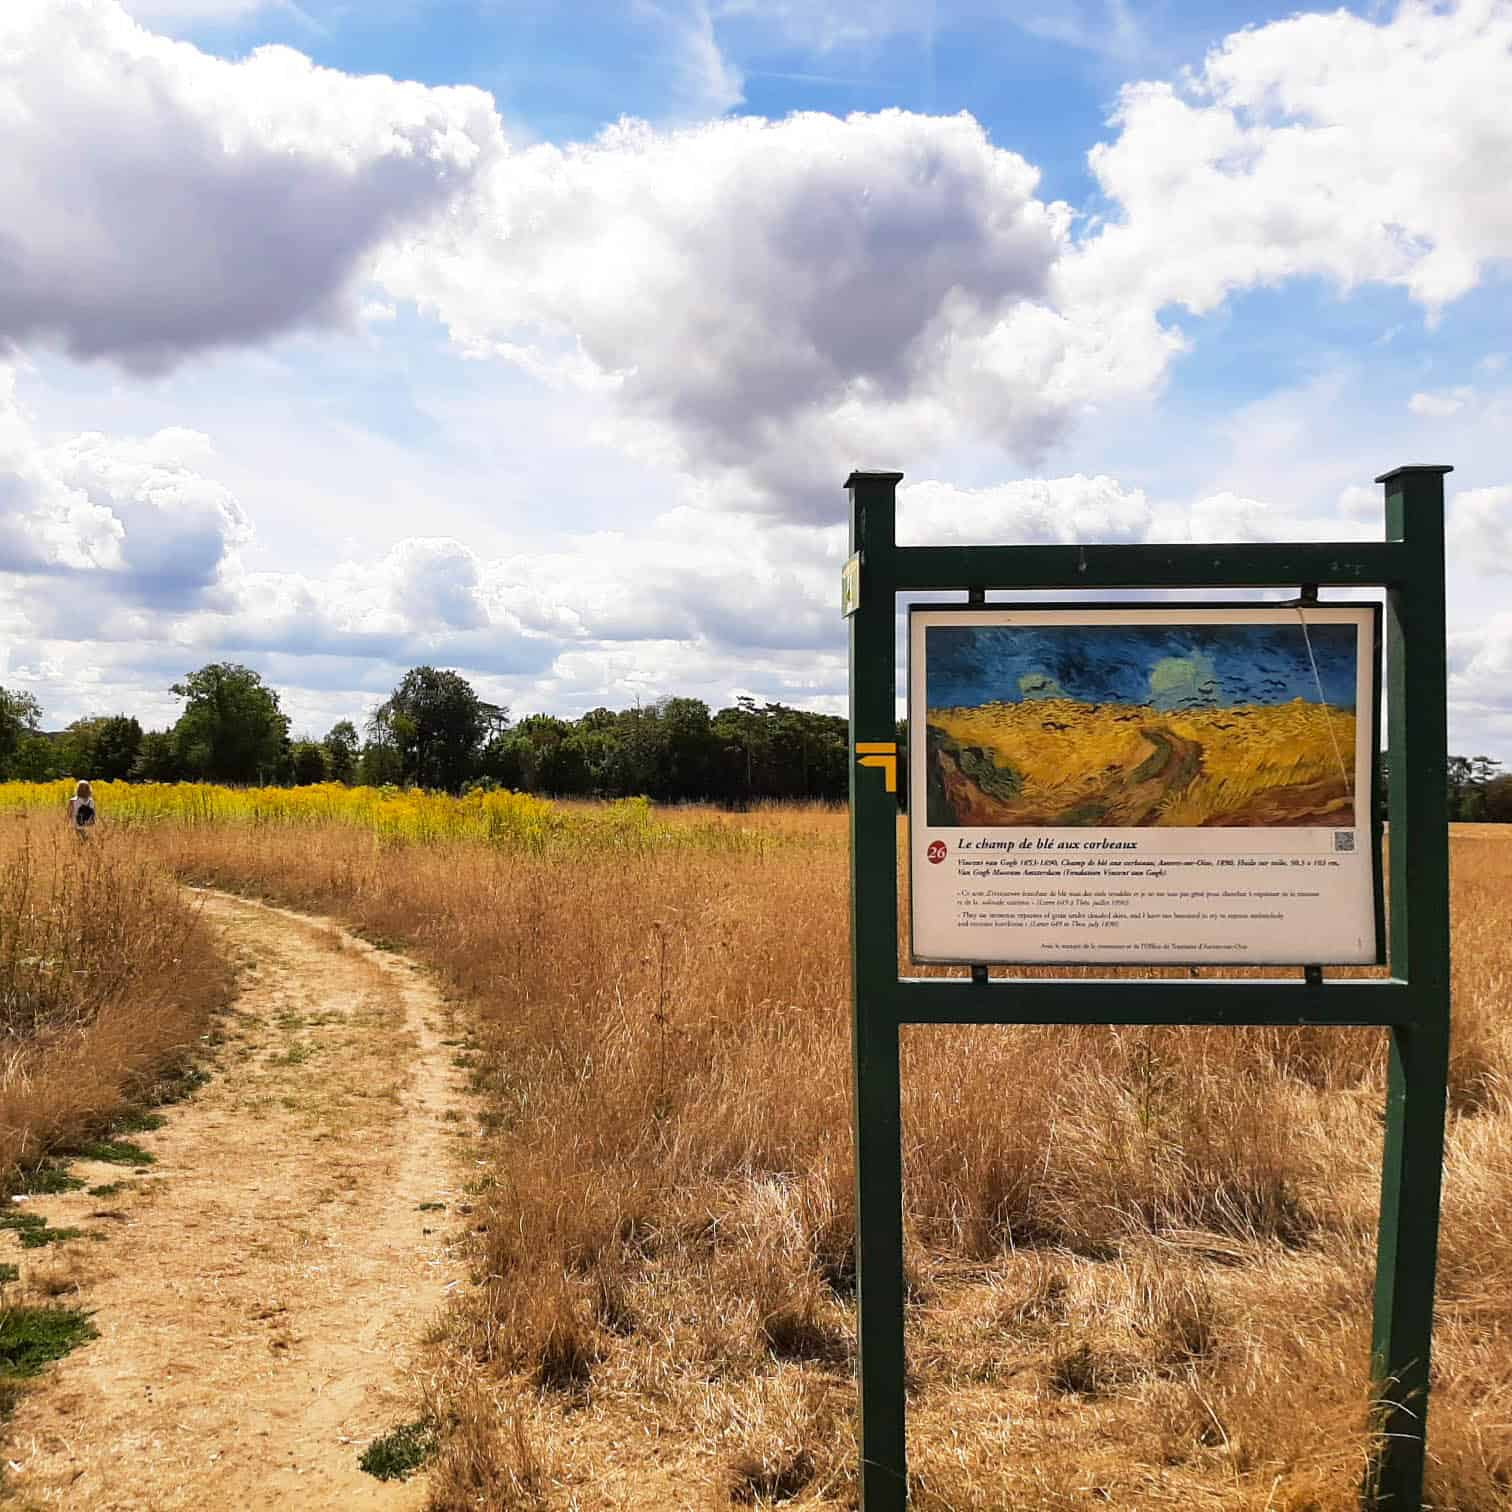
[855,741,897,793]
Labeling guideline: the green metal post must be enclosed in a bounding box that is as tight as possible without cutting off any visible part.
[1370,464,1453,1510]
[847,470,908,1511]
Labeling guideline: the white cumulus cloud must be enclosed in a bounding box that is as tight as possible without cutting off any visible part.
[1449,484,1512,569]
[1074,0,1512,317]
[0,0,502,371]
[897,474,1152,545]
[0,364,248,603]
[375,108,1178,519]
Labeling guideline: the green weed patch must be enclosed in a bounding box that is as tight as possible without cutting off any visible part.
[358,1419,436,1481]
[0,1307,96,1377]
[110,1110,167,1135]
[0,1213,87,1250]
[13,1164,84,1196]
[69,1139,155,1166]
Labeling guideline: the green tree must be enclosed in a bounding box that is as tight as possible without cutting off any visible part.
[169,663,290,784]
[710,697,848,803]
[582,702,660,796]
[10,733,63,781]
[658,697,714,800]
[1448,754,1503,820]
[1483,773,1512,823]
[322,720,359,784]
[505,715,578,794]
[0,687,42,776]
[369,668,484,792]
[356,738,404,787]
[289,740,329,786]
[476,730,525,790]
[64,715,143,781]
[131,730,185,782]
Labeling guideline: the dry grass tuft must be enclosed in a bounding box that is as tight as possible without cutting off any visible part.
[721,1370,852,1506]
[425,1382,554,1512]
[0,818,229,1185]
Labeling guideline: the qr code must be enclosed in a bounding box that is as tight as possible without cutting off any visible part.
[1334,831,1356,853]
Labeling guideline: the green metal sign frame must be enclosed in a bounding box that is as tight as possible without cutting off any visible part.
[845,465,1453,1511]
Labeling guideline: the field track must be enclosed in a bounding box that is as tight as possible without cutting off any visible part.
[5,891,468,1509]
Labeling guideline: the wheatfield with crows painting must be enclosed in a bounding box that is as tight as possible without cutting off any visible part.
[924,619,1363,828]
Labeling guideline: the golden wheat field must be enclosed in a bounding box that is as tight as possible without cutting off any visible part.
[1,783,1510,1509]
[928,699,1359,828]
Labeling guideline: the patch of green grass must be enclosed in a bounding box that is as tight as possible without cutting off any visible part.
[0,1307,97,1377]
[19,1226,86,1250]
[68,1139,155,1166]
[358,1420,437,1482]
[0,1264,19,1286]
[274,1043,316,1066]
[13,1164,85,1196]
[87,1183,125,1199]
[110,1110,167,1135]
[0,1213,87,1250]
[416,1201,445,1212]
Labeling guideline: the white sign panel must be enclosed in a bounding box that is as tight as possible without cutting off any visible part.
[908,604,1382,966]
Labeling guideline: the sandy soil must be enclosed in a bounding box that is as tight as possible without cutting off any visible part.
[3,890,476,1510]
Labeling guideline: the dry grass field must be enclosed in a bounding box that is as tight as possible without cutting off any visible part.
[0,789,1508,1508]
[0,820,229,1184]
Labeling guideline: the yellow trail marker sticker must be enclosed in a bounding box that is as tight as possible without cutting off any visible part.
[856,741,897,793]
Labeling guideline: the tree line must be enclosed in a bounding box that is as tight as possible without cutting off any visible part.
[4,666,1509,815]
[1445,754,1511,822]
[0,663,851,804]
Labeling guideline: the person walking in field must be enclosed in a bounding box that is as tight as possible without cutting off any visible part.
[67,779,97,838]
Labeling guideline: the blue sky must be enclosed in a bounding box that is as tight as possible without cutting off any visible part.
[2,0,1510,759]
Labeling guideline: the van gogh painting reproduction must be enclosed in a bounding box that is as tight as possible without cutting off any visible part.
[923,617,1364,828]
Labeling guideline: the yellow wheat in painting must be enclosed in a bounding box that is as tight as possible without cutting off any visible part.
[928,697,1357,827]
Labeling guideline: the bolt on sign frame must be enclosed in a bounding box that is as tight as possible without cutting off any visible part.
[844,466,1453,1512]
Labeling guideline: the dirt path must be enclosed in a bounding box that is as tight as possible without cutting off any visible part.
[4,890,475,1510]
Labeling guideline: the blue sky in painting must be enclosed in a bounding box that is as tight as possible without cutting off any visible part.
[926,621,1359,712]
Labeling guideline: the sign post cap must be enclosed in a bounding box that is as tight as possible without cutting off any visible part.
[1374,465,1454,484]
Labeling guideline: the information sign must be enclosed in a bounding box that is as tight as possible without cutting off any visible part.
[846,466,1452,1512]
[908,604,1381,965]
